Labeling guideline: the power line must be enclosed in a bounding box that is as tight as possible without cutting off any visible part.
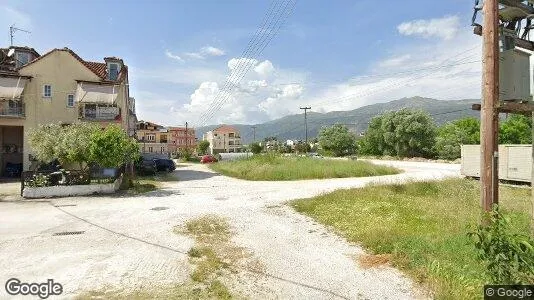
[196,0,297,127]
[196,0,282,127]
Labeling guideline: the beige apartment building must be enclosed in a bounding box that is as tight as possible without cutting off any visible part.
[0,46,134,176]
[203,125,242,154]
[136,121,170,156]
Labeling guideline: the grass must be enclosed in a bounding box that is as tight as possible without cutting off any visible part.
[125,172,180,195]
[79,216,235,300]
[209,154,400,181]
[291,178,531,299]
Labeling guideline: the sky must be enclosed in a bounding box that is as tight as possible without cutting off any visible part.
[0,0,483,127]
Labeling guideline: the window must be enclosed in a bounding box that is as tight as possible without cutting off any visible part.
[16,52,30,68]
[160,134,168,143]
[161,147,165,153]
[43,85,52,97]
[148,146,153,153]
[108,63,119,80]
[147,134,155,142]
[67,94,74,107]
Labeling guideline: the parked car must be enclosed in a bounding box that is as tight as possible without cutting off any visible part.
[135,157,157,175]
[154,158,176,172]
[200,155,218,164]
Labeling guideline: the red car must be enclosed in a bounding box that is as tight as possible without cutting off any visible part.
[200,155,218,164]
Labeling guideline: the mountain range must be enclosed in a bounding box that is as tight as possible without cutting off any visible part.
[196,96,480,144]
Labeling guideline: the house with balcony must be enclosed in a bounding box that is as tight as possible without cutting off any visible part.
[0,46,134,176]
[168,126,196,155]
[136,121,170,157]
[203,125,242,154]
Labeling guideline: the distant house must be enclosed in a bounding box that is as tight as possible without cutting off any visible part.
[168,126,196,155]
[203,125,242,154]
[136,121,169,156]
[0,46,134,176]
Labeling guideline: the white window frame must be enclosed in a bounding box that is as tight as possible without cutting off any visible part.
[43,84,52,98]
[67,94,75,107]
[147,134,156,142]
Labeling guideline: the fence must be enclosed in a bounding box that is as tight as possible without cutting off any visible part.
[21,167,123,196]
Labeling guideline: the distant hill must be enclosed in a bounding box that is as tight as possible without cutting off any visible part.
[196,96,480,144]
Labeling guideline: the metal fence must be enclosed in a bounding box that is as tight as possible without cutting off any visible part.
[21,166,123,195]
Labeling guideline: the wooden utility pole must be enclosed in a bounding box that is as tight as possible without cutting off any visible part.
[185,122,188,150]
[300,107,311,147]
[252,126,257,142]
[480,0,499,212]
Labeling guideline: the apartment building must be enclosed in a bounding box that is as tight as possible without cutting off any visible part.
[168,126,196,155]
[203,125,242,154]
[0,46,134,176]
[136,121,169,156]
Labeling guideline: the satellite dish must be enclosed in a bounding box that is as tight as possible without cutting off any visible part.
[7,48,15,57]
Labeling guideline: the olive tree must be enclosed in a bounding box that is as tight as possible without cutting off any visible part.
[88,124,140,168]
[318,124,357,156]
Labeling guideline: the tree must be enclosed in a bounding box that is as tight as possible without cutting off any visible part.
[318,124,357,156]
[28,122,98,169]
[358,109,436,158]
[28,123,64,164]
[197,140,210,155]
[88,125,140,168]
[250,142,263,154]
[500,115,532,144]
[435,117,480,160]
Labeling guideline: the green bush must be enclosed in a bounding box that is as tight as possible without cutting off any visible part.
[469,207,534,284]
[250,142,262,154]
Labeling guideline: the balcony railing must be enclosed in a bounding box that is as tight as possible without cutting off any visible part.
[0,101,25,118]
[79,105,121,121]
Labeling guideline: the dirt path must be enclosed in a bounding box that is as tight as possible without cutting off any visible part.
[0,160,459,299]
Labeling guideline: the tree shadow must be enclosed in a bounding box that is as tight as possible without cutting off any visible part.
[176,169,220,182]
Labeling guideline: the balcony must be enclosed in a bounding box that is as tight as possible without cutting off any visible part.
[0,101,25,118]
[79,105,121,121]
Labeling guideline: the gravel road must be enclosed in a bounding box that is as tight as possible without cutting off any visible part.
[0,160,460,299]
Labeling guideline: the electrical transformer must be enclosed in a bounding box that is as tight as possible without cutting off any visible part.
[499,28,531,102]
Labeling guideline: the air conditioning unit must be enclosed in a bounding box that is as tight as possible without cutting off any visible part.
[499,48,531,102]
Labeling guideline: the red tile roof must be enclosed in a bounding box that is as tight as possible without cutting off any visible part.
[213,125,239,133]
[18,47,127,82]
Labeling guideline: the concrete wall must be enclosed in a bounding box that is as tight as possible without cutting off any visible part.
[22,176,122,199]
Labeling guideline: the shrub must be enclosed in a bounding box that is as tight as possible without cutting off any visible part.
[468,207,534,284]
[250,142,262,154]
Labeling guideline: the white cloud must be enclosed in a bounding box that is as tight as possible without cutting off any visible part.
[184,46,226,60]
[201,46,225,56]
[378,54,411,68]
[254,60,275,77]
[184,52,204,59]
[165,50,183,62]
[397,15,460,40]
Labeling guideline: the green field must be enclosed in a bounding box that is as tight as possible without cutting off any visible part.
[209,155,400,181]
[291,179,531,299]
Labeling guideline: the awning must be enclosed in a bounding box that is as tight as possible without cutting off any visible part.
[75,83,118,104]
[0,77,27,100]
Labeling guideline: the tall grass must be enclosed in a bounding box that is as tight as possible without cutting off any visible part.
[291,179,531,299]
[209,154,400,180]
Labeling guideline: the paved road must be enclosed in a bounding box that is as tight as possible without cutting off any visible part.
[0,160,460,299]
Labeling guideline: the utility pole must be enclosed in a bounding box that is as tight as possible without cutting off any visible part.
[252,126,257,142]
[480,0,499,212]
[300,107,311,149]
[185,121,189,150]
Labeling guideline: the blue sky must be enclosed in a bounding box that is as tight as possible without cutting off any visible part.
[0,0,481,126]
